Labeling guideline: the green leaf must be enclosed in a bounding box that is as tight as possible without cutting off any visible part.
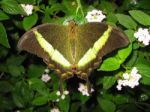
[0,96,14,110]
[1,0,25,15]
[129,10,150,26]
[0,81,13,93]
[125,51,138,67]
[32,96,48,106]
[70,103,80,112]
[117,44,132,63]
[135,52,150,66]
[138,0,150,9]
[0,23,10,48]
[13,81,34,106]
[6,55,26,66]
[136,64,150,85]
[49,3,64,15]
[0,63,8,72]
[23,13,38,31]
[17,0,36,4]
[7,65,24,77]
[132,42,140,50]
[48,91,59,100]
[62,0,77,15]
[48,0,57,5]
[0,10,9,21]
[116,14,137,29]
[12,93,25,108]
[98,98,116,112]
[124,30,136,42]
[0,46,8,57]
[28,64,45,78]
[99,57,120,71]
[99,1,116,13]
[102,76,116,89]
[28,78,49,96]
[79,94,89,104]
[106,13,118,24]
[58,96,70,112]
[114,95,129,105]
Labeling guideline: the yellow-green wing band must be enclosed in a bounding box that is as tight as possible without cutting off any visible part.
[78,26,112,68]
[34,30,71,68]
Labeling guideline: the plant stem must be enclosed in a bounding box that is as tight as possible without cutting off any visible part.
[76,0,84,17]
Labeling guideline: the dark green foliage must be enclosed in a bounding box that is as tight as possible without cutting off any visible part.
[0,0,150,112]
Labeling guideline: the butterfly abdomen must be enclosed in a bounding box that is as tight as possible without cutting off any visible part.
[68,21,78,64]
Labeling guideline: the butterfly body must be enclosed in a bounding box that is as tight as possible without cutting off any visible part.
[18,21,129,81]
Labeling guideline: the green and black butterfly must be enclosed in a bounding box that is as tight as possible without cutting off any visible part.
[18,21,129,92]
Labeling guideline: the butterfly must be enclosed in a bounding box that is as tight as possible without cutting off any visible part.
[18,20,129,93]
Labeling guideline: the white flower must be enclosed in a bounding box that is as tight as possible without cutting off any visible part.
[56,90,69,101]
[131,0,137,5]
[64,90,69,95]
[134,28,150,46]
[50,108,60,112]
[116,67,142,90]
[44,68,50,73]
[116,84,122,91]
[56,91,61,96]
[78,83,94,96]
[21,4,33,16]
[56,99,59,102]
[123,73,130,80]
[61,94,65,100]
[86,9,106,22]
[15,110,20,112]
[41,74,51,82]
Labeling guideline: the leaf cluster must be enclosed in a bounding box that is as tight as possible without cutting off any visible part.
[0,0,150,112]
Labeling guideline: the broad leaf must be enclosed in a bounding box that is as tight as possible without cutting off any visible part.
[136,64,150,85]
[99,57,120,71]
[32,96,48,106]
[138,0,150,9]
[23,13,38,31]
[28,78,49,96]
[129,10,150,26]
[27,64,45,78]
[1,0,25,15]
[117,44,132,63]
[0,10,9,21]
[102,76,116,89]
[98,98,116,112]
[0,23,10,48]
[124,30,136,42]
[58,96,70,112]
[116,14,137,29]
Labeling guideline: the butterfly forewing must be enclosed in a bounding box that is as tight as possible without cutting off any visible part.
[18,24,75,75]
[76,22,108,63]
[75,22,129,77]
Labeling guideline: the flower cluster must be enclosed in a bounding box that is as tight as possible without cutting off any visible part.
[50,108,60,112]
[116,67,142,90]
[21,4,33,16]
[56,90,69,102]
[41,68,51,83]
[86,9,106,22]
[134,28,150,46]
[78,83,94,96]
